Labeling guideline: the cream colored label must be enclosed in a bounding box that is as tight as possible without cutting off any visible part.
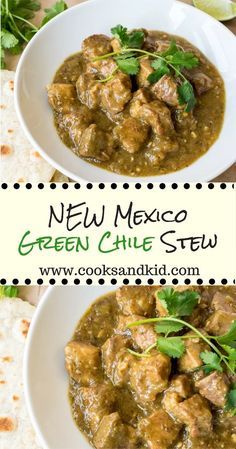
[0,184,235,284]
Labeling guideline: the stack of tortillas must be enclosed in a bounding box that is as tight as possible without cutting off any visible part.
[0,297,42,449]
[0,70,68,183]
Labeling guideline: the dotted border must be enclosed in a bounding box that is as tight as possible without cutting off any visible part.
[0,182,233,190]
[0,182,234,285]
[0,278,234,286]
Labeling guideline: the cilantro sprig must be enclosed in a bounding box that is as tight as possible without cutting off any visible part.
[115,54,140,76]
[127,288,236,376]
[200,350,223,374]
[111,25,145,50]
[1,0,68,68]
[157,336,185,358]
[110,25,145,77]
[94,25,200,111]
[178,81,197,113]
[0,285,19,298]
[158,287,199,316]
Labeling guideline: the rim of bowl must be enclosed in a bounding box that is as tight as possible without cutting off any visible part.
[23,285,114,449]
[23,286,56,449]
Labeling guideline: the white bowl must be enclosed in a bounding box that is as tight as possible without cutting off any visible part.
[24,285,114,449]
[15,0,236,182]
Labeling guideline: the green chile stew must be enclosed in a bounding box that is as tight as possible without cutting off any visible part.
[65,286,236,449]
[47,27,225,176]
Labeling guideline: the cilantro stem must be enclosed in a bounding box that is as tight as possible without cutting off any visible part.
[8,14,29,42]
[93,50,118,60]
[97,67,119,83]
[93,48,186,82]
[127,348,151,358]
[5,0,9,16]
[11,14,38,31]
[144,343,157,353]
[127,342,157,358]
[128,317,234,373]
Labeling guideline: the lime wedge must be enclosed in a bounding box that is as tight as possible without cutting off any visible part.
[193,0,236,20]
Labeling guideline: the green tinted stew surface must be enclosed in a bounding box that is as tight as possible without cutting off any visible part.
[65,286,236,449]
[48,29,225,177]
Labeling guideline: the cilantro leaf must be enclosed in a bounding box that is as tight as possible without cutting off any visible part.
[1,29,19,49]
[159,40,179,57]
[8,43,23,54]
[151,59,169,71]
[158,40,199,73]
[222,345,236,358]
[115,51,136,60]
[103,28,200,100]
[158,287,176,305]
[226,388,236,415]
[126,286,236,374]
[216,321,236,345]
[229,360,236,372]
[157,288,199,317]
[10,0,41,20]
[147,59,170,84]
[178,80,197,112]
[24,28,37,41]
[167,51,199,70]
[111,24,129,47]
[175,290,200,315]
[111,25,144,49]
[116,57,140,75]
[0,286,19,298]
[127,30,145,49]
[40,0,68,27]
[155,321,184,335]
[200,350,223,374]
[157,336,185,358]
[222,345,236,372]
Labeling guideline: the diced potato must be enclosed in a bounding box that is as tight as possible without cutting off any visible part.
[195,372,229,407]
[114,117,149,153]
[137,57,153,87]
[65,341,101,385]
[76,73,101,110]
[78,124,114,161]
[116,286,156,316]
[47,83,77,114]
[138,409,181,449]
[93,413,137,449]
[129,351,171,406]
[78,384,116,434]
[205,310,236,336]
[117,315,157,351]
[178,331,209,373]
[82,34,112,59]
[102,335,131,386]
[101,73,132,114]
[177,394,213,438]
[152,75,179,107]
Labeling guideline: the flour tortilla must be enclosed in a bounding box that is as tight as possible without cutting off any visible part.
[0,297,42,449]
[0,70,55,182]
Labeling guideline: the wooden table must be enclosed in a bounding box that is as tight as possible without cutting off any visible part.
[18,285,47,305]
[5,0,235,182]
